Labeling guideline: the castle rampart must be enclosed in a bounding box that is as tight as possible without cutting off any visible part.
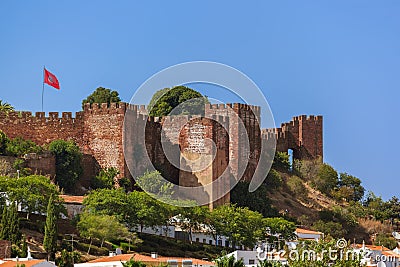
[0,102,322,206]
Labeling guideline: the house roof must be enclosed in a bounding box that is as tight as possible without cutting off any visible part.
[352,244,391,251]
[0,260,46,267]
[295,228,323,235]
[60,195,85,204]
[88,254,215,266]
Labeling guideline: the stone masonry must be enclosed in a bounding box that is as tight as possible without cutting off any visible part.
[0,102,322,207]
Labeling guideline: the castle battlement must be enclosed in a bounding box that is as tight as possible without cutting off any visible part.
[0,110,85,123]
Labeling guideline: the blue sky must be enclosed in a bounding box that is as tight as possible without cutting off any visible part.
[0,1,399,199]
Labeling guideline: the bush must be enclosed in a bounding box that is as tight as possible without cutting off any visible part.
[48,140,82,193]
[311,163,338,196]
[312,220,346,239]
[373,233,398,250]
[0,130,9,155]
[287,176,307,200]
[6,137,42,157]
[272,152,291,171]
[264,169,282,189]
[91,167,120,189]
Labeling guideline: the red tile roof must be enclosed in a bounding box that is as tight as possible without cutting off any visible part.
[295,228,323,235]
[60,195,85,204]
[0,260,46,267]
[88,254,214,266]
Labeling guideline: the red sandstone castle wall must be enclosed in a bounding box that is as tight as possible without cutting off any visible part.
[262,115,323,160]
[178,116,230,209]
[205,103,261,183]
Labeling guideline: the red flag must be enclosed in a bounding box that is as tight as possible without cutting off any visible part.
[44,68,60,89]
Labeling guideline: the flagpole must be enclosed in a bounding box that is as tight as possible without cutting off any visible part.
[42,66,45,112]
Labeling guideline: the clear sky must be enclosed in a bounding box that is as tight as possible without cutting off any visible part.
[0,1,399,199]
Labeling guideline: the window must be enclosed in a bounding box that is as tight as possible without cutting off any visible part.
[225,240,229,247]
[196,238,200,243]
[203,239,206,243]
[209,240,213,245]
[249,260,255,265]
[217,240,222,246]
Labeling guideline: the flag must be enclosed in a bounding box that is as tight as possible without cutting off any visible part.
[44,68,60,89]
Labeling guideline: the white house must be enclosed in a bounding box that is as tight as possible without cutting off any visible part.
[223,250,287,267]
[74,253,215,267]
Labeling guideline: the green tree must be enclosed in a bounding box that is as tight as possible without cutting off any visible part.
[1,202,20,244]
[287,238,363,267]
[230,181,278,217]
[338,173,365,202]
[0,130,9,155]
[6,137,42,157]
[263,217,297,240]
[264,169,283,190]
[0,175,64,219]
[373,233,398,250]
[77,213,134,249]
[82,87,121,109]
[122,258,147,267]
[311,163,338,196]
[272,152,291,171]
[55,249,81,267]
[44,195,58,260]
[216,255,245,267]
[48,140,82,193]
[209,204,264,248]
[0,205,10,240]
[134,170,174,198]
[176,206,210,244]
[83,188,130,222]
[0,100,14,113]
[311,220,346,239]
[148,86,208,117]
[287,176,308,200]
[91,167,120,189]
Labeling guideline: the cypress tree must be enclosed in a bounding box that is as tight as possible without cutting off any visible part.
[0,205,9,240]
[8,202,20,244]
[0,202,20,244]
[44,195,58,260]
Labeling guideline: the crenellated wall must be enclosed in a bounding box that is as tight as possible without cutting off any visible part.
[0,102,322,206]
[262,115,323,160]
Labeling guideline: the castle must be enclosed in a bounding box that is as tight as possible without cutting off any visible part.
[0,102,322,208]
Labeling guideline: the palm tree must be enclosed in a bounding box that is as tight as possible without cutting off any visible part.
[216,255,245,267]
[0,100,14,113]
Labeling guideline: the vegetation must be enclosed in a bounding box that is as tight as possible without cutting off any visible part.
[0,175,64,217]
[82,87,121,108]
[48,140,83,193]
[44,195,58,260]
[209,204,264,248]
[216,255,245,267]
[5,137,42,157]
[230,181,278,217]
[373,233,398,250]
[122,258,147,267]
[77,213,134,249]
[91,167,120,189]
[134,170,175,198]
[0,100,14,113]
[0,202,20,244]
[148,86,208,117]
[287,238,364,267]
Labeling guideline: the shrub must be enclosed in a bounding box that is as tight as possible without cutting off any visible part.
[312,220,346,239]
[6,137,42,157]
[287,176,307,200]
[373,233,398,250]
[48,140,82,193]
[264,169,283,189]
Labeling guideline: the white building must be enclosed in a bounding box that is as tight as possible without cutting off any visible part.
[74,253,215,267]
